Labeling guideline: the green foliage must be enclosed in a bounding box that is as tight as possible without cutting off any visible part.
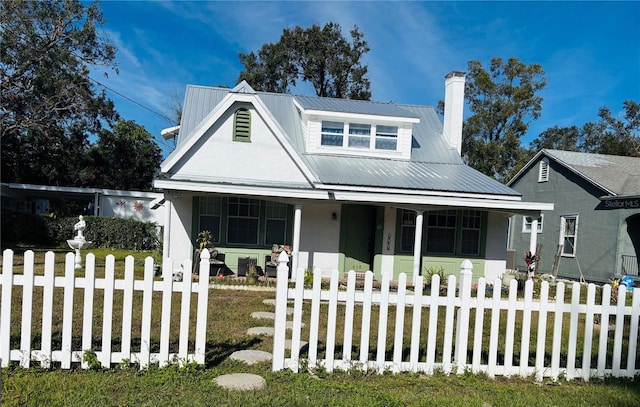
[1,212,159,250]
[304,267,314,288]
[530,100,639,157]
[462,57,547,182]
[238,22,371,100]
[87,119,162,191]
[82,350,102,371]
[422,265,447,286]
[196,230,214,249]
[0,210,52,247]
[1,0,118,185]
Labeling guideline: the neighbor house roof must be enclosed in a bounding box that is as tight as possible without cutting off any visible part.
[169,84,519,198]
[509,149,640,197]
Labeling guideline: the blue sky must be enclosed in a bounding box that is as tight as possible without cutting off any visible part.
[94,1,640,157]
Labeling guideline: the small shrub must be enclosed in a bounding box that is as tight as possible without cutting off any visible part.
[423,265,447,286]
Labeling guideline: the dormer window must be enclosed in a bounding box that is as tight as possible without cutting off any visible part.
[375,125,398,150]
[348,123,371,148]
[321,121,344,146]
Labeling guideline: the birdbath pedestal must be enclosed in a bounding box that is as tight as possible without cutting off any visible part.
[67,239,92,269]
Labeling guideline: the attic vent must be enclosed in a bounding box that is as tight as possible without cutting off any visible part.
[538,158,549,182]
[233,108,251,142]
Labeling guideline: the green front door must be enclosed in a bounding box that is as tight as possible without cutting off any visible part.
[340,204,378,272]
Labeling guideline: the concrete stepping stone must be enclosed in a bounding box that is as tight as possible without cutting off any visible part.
[263,299,277,306]
[247,326,275,336]
[251,311,275,320]
[213,373,266,391]
[284,339,308,351]
[229,349,272,365]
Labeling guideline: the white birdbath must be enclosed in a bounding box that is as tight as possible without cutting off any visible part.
[67,239,92,269]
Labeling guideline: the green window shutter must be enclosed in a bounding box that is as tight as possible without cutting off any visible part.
[233,108,251,142]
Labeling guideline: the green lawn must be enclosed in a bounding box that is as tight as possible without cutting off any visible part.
[1,248,639,406]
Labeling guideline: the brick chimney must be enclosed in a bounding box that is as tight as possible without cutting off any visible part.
[443,71,466,155]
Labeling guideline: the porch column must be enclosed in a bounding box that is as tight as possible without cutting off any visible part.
[163,199,172,261]
[413,210,424,286]
[529,218,538,253]
[291,204,302,281]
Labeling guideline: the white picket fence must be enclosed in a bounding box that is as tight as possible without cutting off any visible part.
[0,249,210,369]
[272,257,640,381]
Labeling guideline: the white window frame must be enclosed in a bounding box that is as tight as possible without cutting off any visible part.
[320,120,345,146]
[374,124,398,151]
[347,122,372,149]
[559,215,578,257]
[538,158,549,182]
[522,214,544,233]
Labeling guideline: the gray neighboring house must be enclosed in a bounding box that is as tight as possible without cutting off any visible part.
[508,149,640,283]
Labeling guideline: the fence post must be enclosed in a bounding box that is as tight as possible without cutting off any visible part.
[0,249,14,367]
[455,259,473,373]
[272,251,290,371]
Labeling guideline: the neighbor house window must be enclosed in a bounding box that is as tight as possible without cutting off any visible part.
[522,215,544,233]
[265,201,288,245]
[426,210,457,254]
[198,196,221,243]
[538,158,549,182]
[227,198,260,244]
[560,215,578,257]
[375,125,398,150]
[348,123,371,148]
[460,210,482,256]
[400,210,416,252]
[233,108,251,142]
[321,121,344,146]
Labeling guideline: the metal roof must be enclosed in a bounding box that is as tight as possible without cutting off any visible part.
[294,95,420,119]
[171,84,520,197]
[544,149,640,196]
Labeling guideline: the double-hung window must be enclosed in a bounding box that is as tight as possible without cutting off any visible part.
[348,123,371,148]
[265,201,287,245]
[321,121,344,146]
[199,196,221,243]
[400,210,416,252]
[375,125,398,150]
[522,215,544,233]
[560,215,578,257]
[426,210,457,254]
[227,198,260,244]
[460,210,482,255]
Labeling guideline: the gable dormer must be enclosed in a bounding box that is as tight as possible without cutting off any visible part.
[293,96,420,160]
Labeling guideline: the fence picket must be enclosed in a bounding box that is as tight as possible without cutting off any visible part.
[194,251,210,366]
[61,253,76,369]
[81,254,96,369]
[0,249,14,367]
[425,274,440,373]
[159,257,174,366]
[343,271,356,363]
[519,279,534,376]
[487,278,502,377]
[503,279,518,376]
[392,273,407,372]
[140,257,155,368]
[535,281,550,381]
[41,251,55,369]
[359,271,374,366]
[101,255,116,368]
[20,251,35,368]
[178,260,193,364]
[582,284,597,381]
[627,289,640,375]
[596,284,611,377]
[442,275,457,374]
[409,275,424,372]
[288,263,305,372]
[612,286,626,375]
[455,261,472,373]
[306,268,322,369]
[376,271,390,372]
[121,256,135,364]
[325,269,339,372]
[550,282,565,380]
[566,282,581,379]
[471,277,486,373]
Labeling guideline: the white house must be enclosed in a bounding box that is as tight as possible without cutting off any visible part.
[155,72,552,281]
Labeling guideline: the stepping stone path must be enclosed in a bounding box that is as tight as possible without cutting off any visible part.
[222,294,308,391]
[213,373,266,391]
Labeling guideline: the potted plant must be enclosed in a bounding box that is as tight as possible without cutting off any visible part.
[193,230,214,276]
[246,261,259,285]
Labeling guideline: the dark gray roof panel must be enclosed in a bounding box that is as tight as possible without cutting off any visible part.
[544,149,640,196]
[294,95,420,119]
[305,155,520,196]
